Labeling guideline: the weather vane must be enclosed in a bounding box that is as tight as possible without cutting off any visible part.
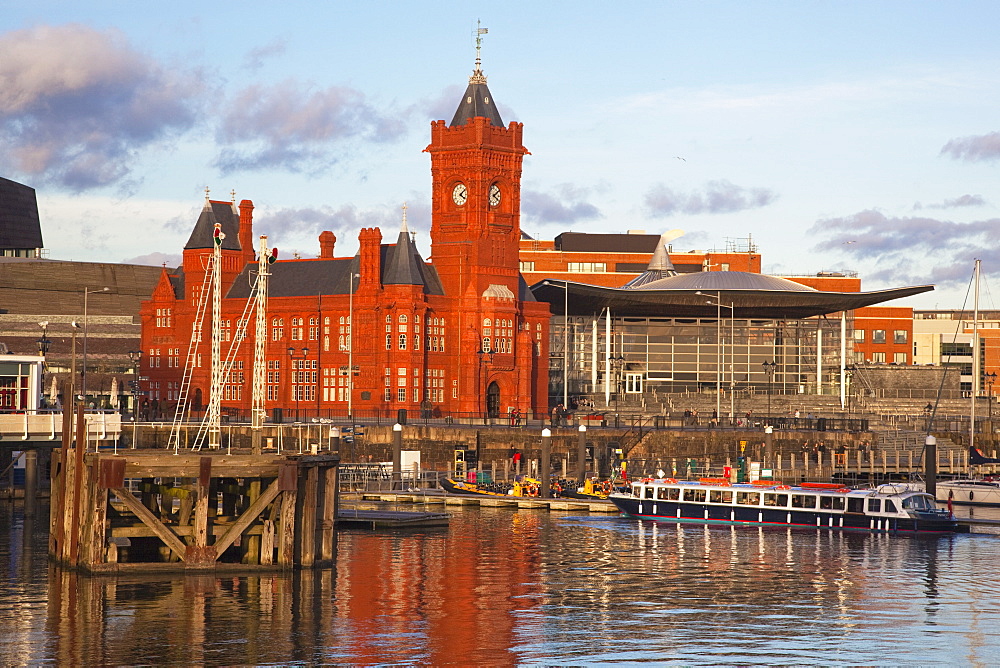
[474,20,488,70]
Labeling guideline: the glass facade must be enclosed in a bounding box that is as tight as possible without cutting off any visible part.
[549,314,847,401]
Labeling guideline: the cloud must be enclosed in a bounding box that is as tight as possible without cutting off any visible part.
[521,184,602,224]
[213,79,409,174]
[809,209,1000,286]
[124,251,182,267]
[645,180,777,217]
[940,131,1000,162]
[913,194,986,210]
[0,24,204,190]
[259,204,404,239]
[243,39,287,70]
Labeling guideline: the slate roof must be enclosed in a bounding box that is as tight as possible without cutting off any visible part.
[184,200,242,251]
[382,227,443,293]
[450,77,504,127]
[226,239,445,300]
[0,177,43,250]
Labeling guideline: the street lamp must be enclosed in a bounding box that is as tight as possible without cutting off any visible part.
[611,353,625,425]
[288,346,310,422]
[36,321,51,408]
[128,350,142,447]
[698,292,735,421]
[347,272,359,420]
[761,360,776,422]
[986,371,997,420]
[82,286,110,407]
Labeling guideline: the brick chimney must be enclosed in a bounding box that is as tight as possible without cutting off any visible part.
[319,231,336,258]
[238,199,254,264]
[358,227,382,287]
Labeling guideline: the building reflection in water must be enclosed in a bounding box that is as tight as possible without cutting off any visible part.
[4,504,999,665]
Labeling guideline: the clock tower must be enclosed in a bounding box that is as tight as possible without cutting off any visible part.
[425,42,528,299]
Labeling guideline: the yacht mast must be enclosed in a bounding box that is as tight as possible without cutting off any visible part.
[971,258,981,451]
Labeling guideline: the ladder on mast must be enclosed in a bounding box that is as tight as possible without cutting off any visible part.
[167,252,216,453]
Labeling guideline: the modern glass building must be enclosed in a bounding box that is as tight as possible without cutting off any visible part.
[533,268,933,410]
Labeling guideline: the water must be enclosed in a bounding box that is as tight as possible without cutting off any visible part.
[3,502,1000,666]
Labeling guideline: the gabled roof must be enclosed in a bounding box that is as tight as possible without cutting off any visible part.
[184,199,242,251]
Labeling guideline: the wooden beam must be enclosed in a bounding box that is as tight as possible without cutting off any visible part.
[213,478,281,556]
[110,487,187,560]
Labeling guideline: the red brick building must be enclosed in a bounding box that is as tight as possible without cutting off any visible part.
[140,59,550,420]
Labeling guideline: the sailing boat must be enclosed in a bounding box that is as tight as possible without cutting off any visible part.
[935,259,1000,506]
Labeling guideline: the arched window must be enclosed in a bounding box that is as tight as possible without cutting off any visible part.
[386,334,391,350]
[483,318,492,327]
[399,314,408,323]
[386,314,392,323]
[482,337,491,352]
[399,334,407,350]
[339,316,345,324]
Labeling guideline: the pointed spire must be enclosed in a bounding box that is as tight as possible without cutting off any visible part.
[450,22,504,127]
[470,20,489,84]
[400,202,409,234]
[230,189,238,213]
[203,186,212,210]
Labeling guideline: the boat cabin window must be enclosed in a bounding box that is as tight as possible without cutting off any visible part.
[791,494,817,509]
[847,497,865,513]
[656,486,669,500]
[901,494,935,510]
[736,491,760,505]
[684,488,707,503]
[644,486,655,500]
[884,499,897,513]
[632,484,642,495]
[867,498,881,513]
[709,490,733,504]
[667,487,680,501]
[819,496,846,511]
[763,493,788,507]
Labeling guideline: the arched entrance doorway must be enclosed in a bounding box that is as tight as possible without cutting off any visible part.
[486,381,500,419]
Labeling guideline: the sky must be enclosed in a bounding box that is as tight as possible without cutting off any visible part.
[3,1,1000,310]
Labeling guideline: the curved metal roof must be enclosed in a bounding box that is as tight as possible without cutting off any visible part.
[636,271,817,293]
[531,273,933,319]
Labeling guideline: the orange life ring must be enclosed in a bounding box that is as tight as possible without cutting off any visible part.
[600,481,613,494]
[527,484,538,497]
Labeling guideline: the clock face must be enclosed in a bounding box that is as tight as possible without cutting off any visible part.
[452,183,468,206]
[489,184,502,207]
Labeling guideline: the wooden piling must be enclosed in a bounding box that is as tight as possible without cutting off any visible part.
[50,450,339,574]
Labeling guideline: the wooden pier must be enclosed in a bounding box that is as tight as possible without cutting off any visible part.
[49,447,340,573]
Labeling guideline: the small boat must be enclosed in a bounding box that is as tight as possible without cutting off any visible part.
[932,261,1000,508]
[609,478,963,535]
[935,449,1000,506]
[440,478,512,497]
[559,478,617,500]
